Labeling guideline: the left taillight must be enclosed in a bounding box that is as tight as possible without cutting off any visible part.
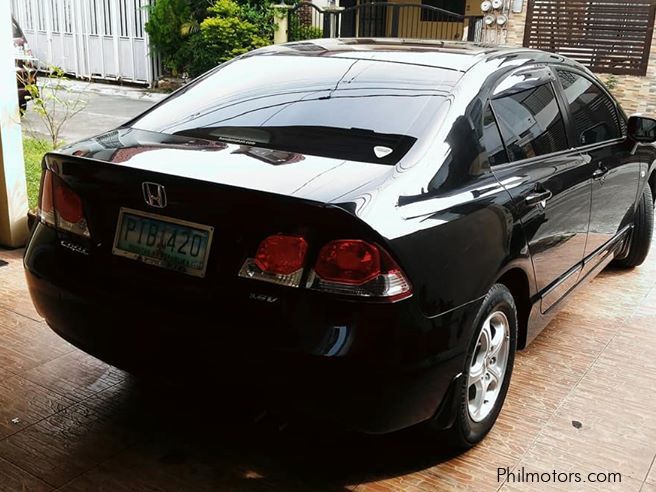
[38,169,90,237]
[238,234,308,287]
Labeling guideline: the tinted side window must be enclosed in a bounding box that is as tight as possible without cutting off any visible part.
[483,104,508,167]
[491,84,569,162]
[557,70,622,146]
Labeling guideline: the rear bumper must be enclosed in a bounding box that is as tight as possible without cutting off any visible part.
[24,222,481,433]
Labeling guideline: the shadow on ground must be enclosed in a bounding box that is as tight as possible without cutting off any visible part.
[90,377,462,490]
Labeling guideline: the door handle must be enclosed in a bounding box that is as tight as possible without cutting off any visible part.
[593,166,609,180]
[526,189,553,207]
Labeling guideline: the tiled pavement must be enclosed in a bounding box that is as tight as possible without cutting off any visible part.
[1,246,656,491]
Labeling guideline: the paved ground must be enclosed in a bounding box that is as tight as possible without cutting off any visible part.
[1,242,656,491]
[21,78,166,144]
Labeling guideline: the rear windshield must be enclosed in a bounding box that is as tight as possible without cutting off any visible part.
[131,55,455,165]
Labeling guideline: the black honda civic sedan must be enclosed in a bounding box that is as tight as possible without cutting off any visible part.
[24,39,656,449]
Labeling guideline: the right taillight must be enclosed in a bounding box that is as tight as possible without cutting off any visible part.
[38,170,90,237]
[313,240,381,285]
[307,240,412,301]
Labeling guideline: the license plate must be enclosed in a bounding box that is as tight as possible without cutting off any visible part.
[112,208,214,278]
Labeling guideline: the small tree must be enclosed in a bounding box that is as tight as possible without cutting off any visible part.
[21,66,88,149]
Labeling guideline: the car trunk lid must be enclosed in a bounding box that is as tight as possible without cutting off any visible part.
[44,129,392,293]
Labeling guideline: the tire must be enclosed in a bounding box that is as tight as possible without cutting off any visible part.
[424,284,518,450]
[614,185,654,268]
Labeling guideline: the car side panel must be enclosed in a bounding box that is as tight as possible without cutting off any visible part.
[581,140,641,271]
[334,86,536,321]
[486,66,593,313]
[331,59,552,335]
[490,152,593,312]
[549,65,642,272]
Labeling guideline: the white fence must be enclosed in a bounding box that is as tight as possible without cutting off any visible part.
[11,0,159,85]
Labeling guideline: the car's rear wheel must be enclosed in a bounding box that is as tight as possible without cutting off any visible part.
[614,185,653,268]
[424,284,517,450]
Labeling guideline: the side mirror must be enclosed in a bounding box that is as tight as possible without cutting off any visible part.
[628,115,656,143]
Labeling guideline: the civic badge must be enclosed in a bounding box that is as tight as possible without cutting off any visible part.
[142,182,167,208]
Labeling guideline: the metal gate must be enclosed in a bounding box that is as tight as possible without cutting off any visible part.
[524,0,656,76]
[10,0,158,85]
[288,1,475,42]
[288,2,326,41]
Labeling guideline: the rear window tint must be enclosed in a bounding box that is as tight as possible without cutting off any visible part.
[132,55,457,165]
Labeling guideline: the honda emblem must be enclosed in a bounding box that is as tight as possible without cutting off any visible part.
[142,182,167,208]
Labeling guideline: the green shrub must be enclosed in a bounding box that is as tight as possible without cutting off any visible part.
[145,0,192,75]
[187,0,271,77]
[289,24,323,41]
[237,0,275,40]
[147,0,273,78]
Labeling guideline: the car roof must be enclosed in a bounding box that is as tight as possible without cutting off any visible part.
[250,38,569,73]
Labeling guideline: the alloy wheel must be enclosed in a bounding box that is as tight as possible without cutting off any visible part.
[467,311,510,422]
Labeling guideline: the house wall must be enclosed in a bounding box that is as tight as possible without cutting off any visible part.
[597,38,656,115]
[505,0,656,115]
[504,0,527,46]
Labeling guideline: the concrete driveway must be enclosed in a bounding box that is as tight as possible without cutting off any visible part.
[21,79,166,145]
[1,241,656,490]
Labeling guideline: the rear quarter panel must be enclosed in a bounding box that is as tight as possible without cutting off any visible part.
[331,59,538,320]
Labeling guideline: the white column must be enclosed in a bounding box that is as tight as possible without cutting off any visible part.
[99,0,108,77]
[111,0,120,78]
[0,10,29,247]
[273,4,293,45]
[81,0,93,79]
[127,0,136,80]
[71,0,82,75]
[143,0,154,85]
[29,0,40,56]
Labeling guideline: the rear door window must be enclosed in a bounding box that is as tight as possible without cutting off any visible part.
[491,83,569,162]
[556,70,623,147]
